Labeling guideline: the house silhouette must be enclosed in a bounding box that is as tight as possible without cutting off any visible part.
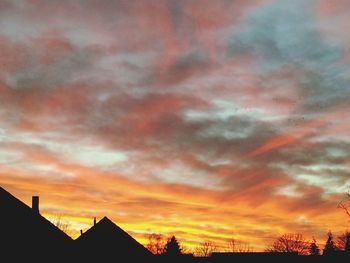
[0,186,151,261]
[4,185,347,262]
[76,216,152,260]
[0,186,72,261]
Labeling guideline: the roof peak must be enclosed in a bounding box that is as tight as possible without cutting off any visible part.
[88,216,121,231]
[99,216,112,223]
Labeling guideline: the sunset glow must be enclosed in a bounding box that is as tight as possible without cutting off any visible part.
[1,0,350,251]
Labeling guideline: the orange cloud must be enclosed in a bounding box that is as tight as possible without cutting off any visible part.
[249,109,348,157]
[1,0,350,253]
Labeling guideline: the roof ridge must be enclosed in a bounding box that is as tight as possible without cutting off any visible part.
[0,185,72,241]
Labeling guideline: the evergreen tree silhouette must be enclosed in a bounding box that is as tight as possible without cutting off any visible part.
[163,236,182,256]
[309,238,320,255]
[323,231,336,256]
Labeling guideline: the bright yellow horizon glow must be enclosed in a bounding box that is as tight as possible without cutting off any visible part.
[3,176,347,253]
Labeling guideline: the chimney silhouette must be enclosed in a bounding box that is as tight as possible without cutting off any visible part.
[32,196,39,214]
[94,217,96,226]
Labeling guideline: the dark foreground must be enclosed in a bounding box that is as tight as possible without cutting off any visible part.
[1,186,349,262]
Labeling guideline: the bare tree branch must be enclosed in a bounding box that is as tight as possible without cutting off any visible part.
[337,190,350,218]
[266,233,309,255]
[227,238,252,252]
[49,214,70,234]
[145,233,166,254]
[195,241,217,257]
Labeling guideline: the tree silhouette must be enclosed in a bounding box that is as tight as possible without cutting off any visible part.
[345,233,350,255]
[338,191,350,218]
[195,241,217,257]
[336,231,350,250]
[227,238,252,252]
[145,233,165,254]
[323,231,336,255]
[227,238,236,252]
[237,242,252,252]
[163,236,182,256]
[309,238,320,256]
[266,233,308,255]
[49,214,70,235]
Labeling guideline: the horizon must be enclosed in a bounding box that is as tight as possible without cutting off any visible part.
[1,0,350,252]
[0,185,347,253]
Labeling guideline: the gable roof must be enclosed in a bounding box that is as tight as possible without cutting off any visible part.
[76,216,151,258]
[0,186,72,252]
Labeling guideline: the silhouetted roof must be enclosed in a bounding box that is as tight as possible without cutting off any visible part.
[76,216,151,258]
[0,186,72,260]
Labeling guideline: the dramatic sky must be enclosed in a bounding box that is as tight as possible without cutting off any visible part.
[1,0,350,251]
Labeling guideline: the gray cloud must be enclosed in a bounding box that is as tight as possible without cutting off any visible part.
[6,44,100,90]
[1,0,350,243]
[227,0,349,112]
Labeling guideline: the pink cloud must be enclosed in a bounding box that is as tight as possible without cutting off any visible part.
[1,0,350,251]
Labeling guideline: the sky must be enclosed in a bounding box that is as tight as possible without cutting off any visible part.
[0,0,350,251]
